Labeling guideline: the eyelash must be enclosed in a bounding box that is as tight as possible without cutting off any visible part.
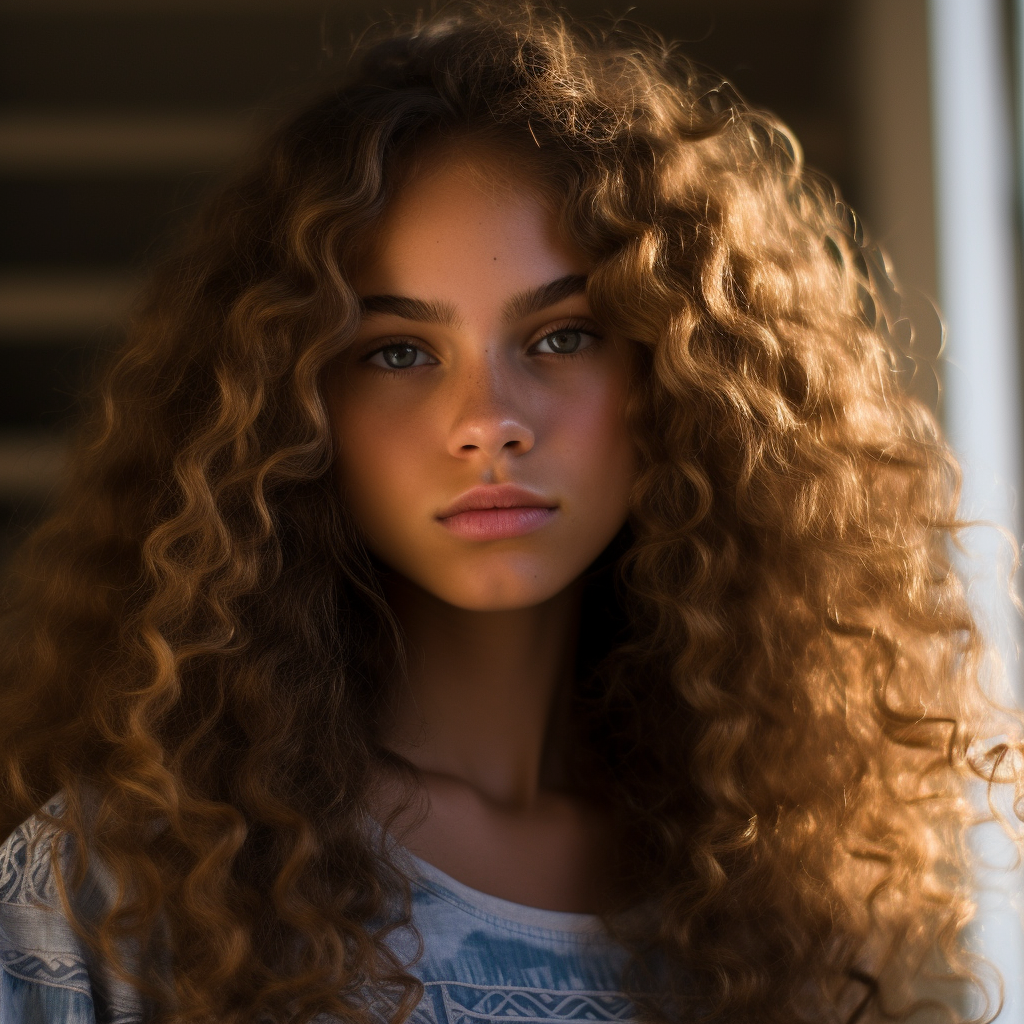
[529,319,603,357]
[362,339,436,375]
[362,319,603,376]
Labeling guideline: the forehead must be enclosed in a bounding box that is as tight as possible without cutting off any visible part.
[352,148,588,301]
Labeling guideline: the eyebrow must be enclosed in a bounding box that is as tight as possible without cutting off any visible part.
[358,295,461,327]
[500,274,588,323]
[358,273,588,328]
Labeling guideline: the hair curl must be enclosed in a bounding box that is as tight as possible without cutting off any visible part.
[0,5,1015,1023]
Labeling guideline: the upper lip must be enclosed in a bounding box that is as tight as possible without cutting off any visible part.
[437,484,557,519]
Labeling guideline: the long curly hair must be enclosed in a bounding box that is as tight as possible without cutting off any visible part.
[0,4,1015,1023]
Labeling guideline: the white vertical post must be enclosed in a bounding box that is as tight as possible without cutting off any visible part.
[929,1,1024,1020]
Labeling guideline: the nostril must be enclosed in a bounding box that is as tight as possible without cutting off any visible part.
[449,421,534,456]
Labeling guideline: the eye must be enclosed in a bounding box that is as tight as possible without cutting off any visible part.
[532,328,594,355]
[365,344,435,370]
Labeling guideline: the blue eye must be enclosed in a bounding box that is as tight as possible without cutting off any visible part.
[367,344,433,369]
[534,329,592,354]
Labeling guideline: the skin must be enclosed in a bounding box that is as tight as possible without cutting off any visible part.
[324,147,636,913]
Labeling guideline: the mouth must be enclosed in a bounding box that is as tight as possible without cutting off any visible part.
[437,484,558,541]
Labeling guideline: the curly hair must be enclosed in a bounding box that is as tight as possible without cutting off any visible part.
[0,4,1014,1023]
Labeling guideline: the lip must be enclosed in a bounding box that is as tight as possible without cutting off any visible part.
[437,484,558,541]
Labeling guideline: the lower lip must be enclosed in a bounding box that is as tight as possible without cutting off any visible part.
[439,506,557,540]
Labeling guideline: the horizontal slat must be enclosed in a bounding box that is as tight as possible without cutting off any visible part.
[3,176,209,267]
[0,432,66,501]
[0,275,137,336]
[0,115,252,174]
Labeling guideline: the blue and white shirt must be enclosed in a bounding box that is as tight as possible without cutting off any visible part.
[0,801,637,1023]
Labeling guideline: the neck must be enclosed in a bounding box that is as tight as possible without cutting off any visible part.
[380,574,582,809]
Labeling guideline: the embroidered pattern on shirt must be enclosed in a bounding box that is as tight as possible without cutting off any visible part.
[0,813,60,908]
[435,983,634,1023]
[1,948,94,997]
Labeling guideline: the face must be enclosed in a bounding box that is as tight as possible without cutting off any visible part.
[324,149,636,611]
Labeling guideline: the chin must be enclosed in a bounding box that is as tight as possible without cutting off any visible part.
[430,567,568,612]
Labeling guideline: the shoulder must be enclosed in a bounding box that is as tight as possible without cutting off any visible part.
[0,794,145,1023]
[1,794,73,907]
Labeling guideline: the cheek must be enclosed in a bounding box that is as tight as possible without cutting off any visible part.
[328,390,427,532]
[557,372,636,504]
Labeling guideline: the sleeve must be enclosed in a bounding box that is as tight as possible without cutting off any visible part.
[0,803,141,1024]
[1,968,98,1024]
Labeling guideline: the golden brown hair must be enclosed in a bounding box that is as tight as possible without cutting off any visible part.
[0,5,1014,1023]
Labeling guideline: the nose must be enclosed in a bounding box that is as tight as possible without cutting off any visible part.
[446,359,535,459]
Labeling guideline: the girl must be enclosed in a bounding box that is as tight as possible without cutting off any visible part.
[0,5,1012,1023]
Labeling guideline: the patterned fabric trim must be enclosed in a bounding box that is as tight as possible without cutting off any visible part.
[0,809,63,909]
[372,982,635,1024]
[0,949,94,997]
[434,982,634,1023]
